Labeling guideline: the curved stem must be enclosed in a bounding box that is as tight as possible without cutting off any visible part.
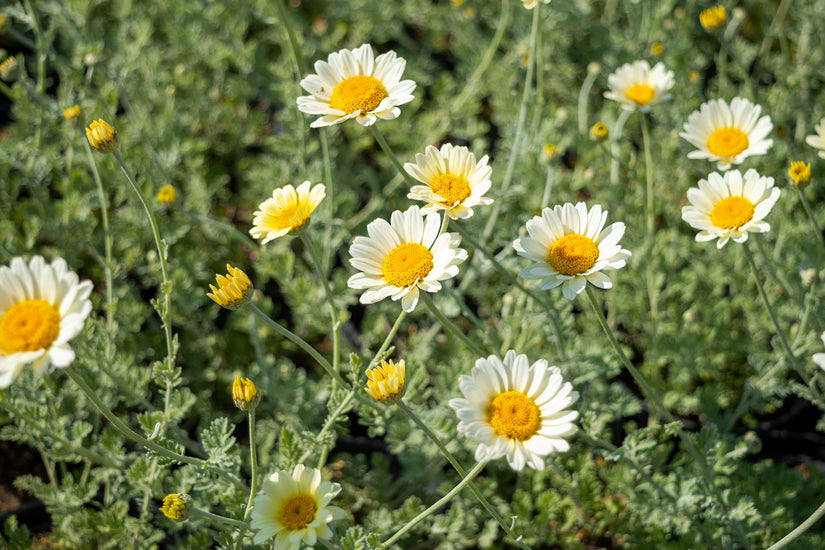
[191,508,249,530]
[765,497,825,550]
[83,138,114,335]
[609,109,633,185]
[797,186,825,249]
[420,292,487,357]
[368,311,407,369]
[369,125,418,189]
[578,71,599,135]
[300,232,340,375]
[242,410,259,522]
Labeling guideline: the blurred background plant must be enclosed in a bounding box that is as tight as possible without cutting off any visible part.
[0,0,824,548]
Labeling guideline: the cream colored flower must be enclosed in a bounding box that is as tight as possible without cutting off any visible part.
[513,202,631,300]
[250,181,325,243]
[522,0,551,8]
[251,464,346,547]
[603,60,674,112]
[681,169,780,248]
[814,332,825,372]
[680,97,773,170]
[297,44,416,128]
[449,350,578,471]
[805,118,825,159]
[0,256,93,388]
[404,144,493,220]
[348,206,467,312]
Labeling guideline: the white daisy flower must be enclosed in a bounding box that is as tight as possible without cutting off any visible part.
[680,97,774,170]
[250,464,346,548]
[814,332,825,372]
[522,0,552,8]
[404,143,493,220]
[681,169,780,248]
[249,181,326,244]
[512,202,631,300]
[0,256,93,388]
[347,206,467,312]
[805,118,825,159]
[603,60,675,112]
[449,350,578,471]
[297,43,416,128]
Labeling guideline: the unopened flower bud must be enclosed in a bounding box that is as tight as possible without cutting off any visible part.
[86,119,119,153]
[160,493,192,521]
[232,377,260,411]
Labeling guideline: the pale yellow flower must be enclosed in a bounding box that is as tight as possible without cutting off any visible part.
[250,181,325,243]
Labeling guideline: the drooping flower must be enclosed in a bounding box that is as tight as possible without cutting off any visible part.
[347,206,467,312]
[603,60,674,112]
[805,118,825,159]
[680,97,773,170]
[160,493,192,521]
[0,256,93,388]
[365,359,406,404]
[85,119,119,153]
[681,169,780,248]
[700,5,727,32]
[404,144,493,220]
[513,202,631,300]
[449,350,578,471]
[297,44,416,128]
[207,265,253,310]
[251,464,347,547]
[249,181,325,243]
[788,161,811,187]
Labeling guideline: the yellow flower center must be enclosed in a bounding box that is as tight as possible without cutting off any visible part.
[264,203,312,234]
[625,84,656,106]
[277,493,318,531]
[547,234,600,276]
[381,243,434,288]
[429,173,472,206]
[710,196,755,230]
[329,75,388,114]
[486,390,541,441]
[707,127,749,159]
[0,299,61,355]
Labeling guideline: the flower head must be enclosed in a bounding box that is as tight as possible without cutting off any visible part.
[251,464,346,547]
[603,60,674,112]
[522,0,552,8]
[590,122,609,141]
[0,256,93,388]
[805,118,825,159]
[814,332,825,372]
[449,350,578,471]
[160,493,192,521]
[348,206,468,312]
[680,98,773,170]
[700,6,727,31]
[681,169,780,248]
[788,161,811,187]
[0,55,18,81]
[297,44,416,128]
[365,359,406,404]
[233,376,260,411]
[207,265,253,310]
[86,119,119,154]
[404,144,493,220]
[541,144,560,163]
[156,184,178,205]
[250,181,325,243]
[513,202,631,300]
[63,105,82,125]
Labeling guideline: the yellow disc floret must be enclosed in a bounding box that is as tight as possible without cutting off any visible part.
[365,359,406,403]
[381,243,434,288]
[329,75,388,114]
[207,265,253,310]
[710,196,755,230]
[278,494,318,531]
[0,299,61,355]
[707,127,749,159]
[547,234,600,276]
[429,173,472,206]
[625,84,656,106]
[486,391,541,441]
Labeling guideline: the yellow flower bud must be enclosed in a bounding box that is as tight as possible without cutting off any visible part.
[541,144,560,163]
[156,184,178,205]
[232,377,260,411]
[788,161,811,188]
[86,119,119,154]
[590,122,609,142]
[365,359,406,404]
[160,493,191,521]
[700,6,727,32]
[207,264,253,310]
[0,55,18,81]
[64,105,83,124]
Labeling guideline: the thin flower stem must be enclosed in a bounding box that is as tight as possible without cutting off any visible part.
[83,138,114,335]
[452,223,567,359]
[583,286,752,548]
[368,311,408,369]
[610,109,633,185]
[65,366,249,491]
[319,127,335,273]
[439,213,450,235]
[303,387,357,469]
[192,508,249,530]
[396,401,530,550]
[765,497,825,550]
[383,461,487,548]
[300,232,340,375]
[639,114,659,329]
[369,125,418,189]
[113,152,177,431]
[246,303,348,389]
[578,70,599,135]
[796,186,825,248]
[420,292,487,358]
[482,3,539,241]
[242,409,259,522]
[273,0,306,74]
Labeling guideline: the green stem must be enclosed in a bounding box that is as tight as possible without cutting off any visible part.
[369,125,418,189]
[300,232,340,374]
[368,311,407,369]
[65,367,248,491]
[273,0,306,74]
[765,497,825,550]
[83,139,115,335]
[243,410,259,522]
[578,69,599,135]
[396,402,530,549]
[640,114,654,241]
[609,109,633,185]
[420,292,487,357]
[639,114,659,333]
[192,508,249,530]
[319,127,335,274]
[797,186,825,249]
[383,461,487,548]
